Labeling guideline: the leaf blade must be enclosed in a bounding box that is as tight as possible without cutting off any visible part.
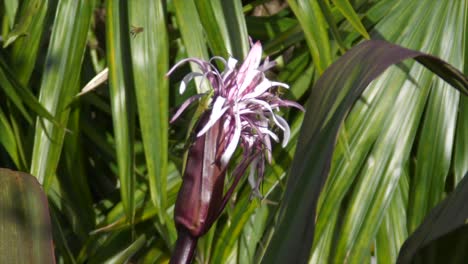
[0,168,54,263]
[106,0,136,222]
[128,0,169,223]
[261,40,468,264]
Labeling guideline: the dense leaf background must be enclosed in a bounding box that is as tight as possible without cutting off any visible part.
[0,0,466,263]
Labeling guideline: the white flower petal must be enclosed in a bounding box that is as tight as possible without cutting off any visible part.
[274,115,291,147]
[221,108,242,166]
[227,57,238,69]
[258,127,279,142]
[197,96,228,137]
[243,78,289,99]
[180,72,203,94]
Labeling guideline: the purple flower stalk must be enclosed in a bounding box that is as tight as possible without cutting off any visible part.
[168,41,303,264]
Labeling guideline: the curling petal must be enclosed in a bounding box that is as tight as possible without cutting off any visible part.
[166,57,209,76]
[170,93,206,123]
[274,115,291,147]
[180,72,203,94]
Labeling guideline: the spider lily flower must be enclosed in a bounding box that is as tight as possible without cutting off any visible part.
[169,42,304,264]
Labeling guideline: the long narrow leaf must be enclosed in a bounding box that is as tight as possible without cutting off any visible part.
[173,0,210,93]
[261,40,468,264]
[30,1,93,188]
[221,0,249,59]
[287,0,333,74]
[128,0,169,224]
[194,0,231,57]
[334,0,370,39]
[8,0,48,85]
[106,0,136,222]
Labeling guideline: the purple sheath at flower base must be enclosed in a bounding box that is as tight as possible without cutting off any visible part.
[170,113,228,264]
[174,113,227,236]
[168,41,304,264]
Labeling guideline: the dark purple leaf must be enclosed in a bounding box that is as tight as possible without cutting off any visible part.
[0,168,54,263]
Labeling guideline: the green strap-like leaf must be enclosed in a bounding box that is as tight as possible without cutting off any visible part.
[221,0,249,59]
[287,0,333,74]
[3,0,18,28]
[106,0,136,222]
[30,0,94,189]
[8,0,48,85]
[105,235,146,264]
[0,168,54,263]
[333,0,370,39]
[194,0,231,57]
[173,0,210,93]
[0,109,21,167]
[261,40,468,264]
[128,0,169,225]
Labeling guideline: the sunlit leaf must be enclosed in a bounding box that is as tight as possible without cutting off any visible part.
[261,40,468,263]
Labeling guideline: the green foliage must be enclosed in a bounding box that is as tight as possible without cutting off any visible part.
[0,0,466,263]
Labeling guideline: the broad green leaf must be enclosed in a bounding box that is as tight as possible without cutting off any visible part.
[333,0,370,39]
[375,168,409,264]
[194,0,231,57]
[238,204,269,263]
[261,40,468,264]
[287,0,333,74]
[408,77,459,232]
[0,168,54,263]
[221,0,249,59]
[314,1,466,262]
[3,0,18,29]
[397,172,468,263]
[30,0,94,189]
[106,0,136,222]
[173,0,210,93]
[211,197,259,263]
[8,0,48,85]
[128,0,169,224]
[316,0,346,52]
